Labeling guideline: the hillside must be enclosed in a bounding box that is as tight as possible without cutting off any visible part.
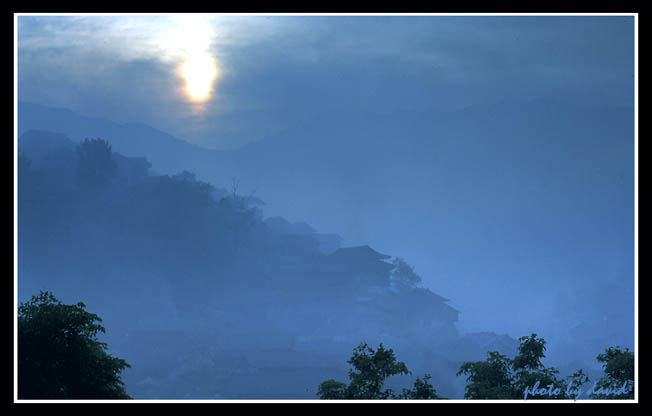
[17,99,635,390]
[17,129,523,398]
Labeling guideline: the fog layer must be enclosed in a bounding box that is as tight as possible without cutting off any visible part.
[17,99,634,398]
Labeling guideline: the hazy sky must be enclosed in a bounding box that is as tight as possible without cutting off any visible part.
[16,14,637,347]
[17,14,635,149]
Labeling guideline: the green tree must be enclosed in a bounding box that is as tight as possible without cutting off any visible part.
[590,346,634,399]
[318,342,440,400]
[18,291,131,399]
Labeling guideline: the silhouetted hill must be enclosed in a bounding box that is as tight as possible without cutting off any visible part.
[18,128,516,398]
[19,101,634,239]
[205,100,634,232]
[18,101,215,179]
[17,101,634,398]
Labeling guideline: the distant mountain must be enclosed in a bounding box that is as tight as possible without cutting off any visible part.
[16,100,634,398]
[22,123,635,399]
[17,99,635,259]
[19,101,634,233]
[18,101,216,180]
[16,128,477,399]
[199,100,635,266]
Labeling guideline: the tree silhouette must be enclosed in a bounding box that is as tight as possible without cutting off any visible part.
[318,342,440,400]
[457,334,590,400]
[457,350,517,399]
[390,257,422,290]
[75,138,116,189]
[18,291,131,399]
[590,346,634,399]
[511,334,568,399]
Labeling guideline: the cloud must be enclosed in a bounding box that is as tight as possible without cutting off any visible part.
[17,15,635,149]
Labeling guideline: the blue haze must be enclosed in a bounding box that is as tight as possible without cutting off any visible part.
[16,15,635,399]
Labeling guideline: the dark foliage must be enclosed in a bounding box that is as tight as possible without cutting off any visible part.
[18,291,131,399]
[590,346,634,399]
[457,333,633,400]
[318,342,440,400]
[75,138,117,189]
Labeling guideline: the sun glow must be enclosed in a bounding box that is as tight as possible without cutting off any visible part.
[164,16,220,104]
[182,53,218,101]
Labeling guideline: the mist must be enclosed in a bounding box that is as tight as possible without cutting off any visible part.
[15,14,636,400]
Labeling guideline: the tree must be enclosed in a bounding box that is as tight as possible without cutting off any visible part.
[345,342,410,399]
[75,138,116,189]
[590,346,634,399]
[397,374,441,399]
[456,351,517,399]
[457,333,590,400]
[390,257,422,290]
[317,342,440,400]
[18,291,131,399]
[317,379,349,400]
[511,334,567,399]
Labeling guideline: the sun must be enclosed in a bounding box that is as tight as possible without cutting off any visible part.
[163,15,219,104]
[181,53,218,102]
